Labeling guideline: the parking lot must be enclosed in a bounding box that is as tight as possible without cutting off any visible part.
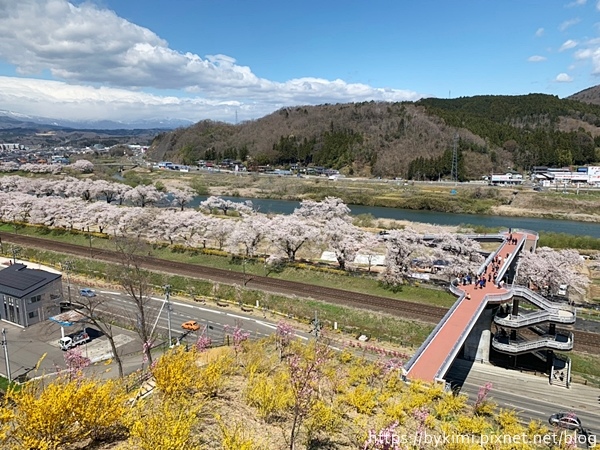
[0,317,139,382]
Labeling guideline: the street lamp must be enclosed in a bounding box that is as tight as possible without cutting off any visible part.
[164,285,172,346]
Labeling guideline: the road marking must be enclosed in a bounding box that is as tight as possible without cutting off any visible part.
[99,291,121,295]
[226,313,250,320]
[162,299,224,315]
[254,321,277,330]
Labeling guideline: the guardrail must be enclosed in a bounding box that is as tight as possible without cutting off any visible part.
[495,237,525,282]
[512,286,573,312]
[491,332,573,354]
[494,309,576,327]
[485,290,515,303]
[404,289,466,374]
[478,249,500,277]
[434,299,488,380]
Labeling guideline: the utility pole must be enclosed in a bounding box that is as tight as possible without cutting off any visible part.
[164,285,172,346]
[10,245,21,264]
[87,226,93,257]
[2,329,11,382]
[62,260,73,306]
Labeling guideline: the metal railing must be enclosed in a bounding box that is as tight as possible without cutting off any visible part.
[512,286,573,313]
[491,332,573,354]
[434,299,488,380]
[494,310,576,327]
[485,290,515,304]
[404,290,466,373]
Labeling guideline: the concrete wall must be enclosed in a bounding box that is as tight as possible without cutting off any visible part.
[463,308,494,363]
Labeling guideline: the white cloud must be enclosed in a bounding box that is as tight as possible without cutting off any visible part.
[597,0,600,10]
[559,39,578,51]
[566,0,586,7]
[555,73,574,82]
[535,27,545,37]
[527,55,547,62]
[0,0,424,122]
[574,46,600,74]
[559,18,581,31]
[0,76,422,123]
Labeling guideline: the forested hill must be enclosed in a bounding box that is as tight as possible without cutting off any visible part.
[149,93,600,180]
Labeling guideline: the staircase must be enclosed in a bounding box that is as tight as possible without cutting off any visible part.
[550,357,571,388]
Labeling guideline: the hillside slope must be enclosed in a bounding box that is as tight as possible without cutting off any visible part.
[149,94,600,179]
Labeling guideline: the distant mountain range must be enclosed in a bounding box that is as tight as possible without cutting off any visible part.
[148,88,600,179]
[0,110,195,131]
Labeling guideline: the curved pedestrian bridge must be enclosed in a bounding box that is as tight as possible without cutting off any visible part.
[402,229,573,385]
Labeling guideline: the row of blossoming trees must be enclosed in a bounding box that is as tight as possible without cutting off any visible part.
[0,174,589,292]
[0,175,488,286]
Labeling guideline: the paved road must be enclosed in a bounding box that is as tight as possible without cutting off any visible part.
[0,286,313,381]
[447,359,600,447]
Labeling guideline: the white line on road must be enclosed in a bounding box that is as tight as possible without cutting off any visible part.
[254,321,277,330]
[227,313,250,320]
[151,298,225,315]
[99,291,121,295]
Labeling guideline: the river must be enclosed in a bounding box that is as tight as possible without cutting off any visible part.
[190,196,600,238]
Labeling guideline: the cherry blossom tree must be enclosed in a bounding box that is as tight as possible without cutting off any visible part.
[321,218,363,270]
[294,197,351,222]
[267,214,319,261]
[169,186,196,211]
[381,228,424,287]
[227,214,270,257]
[90,179,128,203]
[63,347,91,378]
[124,184,163,207]
[116,207,157,238]
[285,340,331,450]
[69,159,94,173]
[427,232,484,278]
[80,202,123,234]
[356,232,384,273]
[28,197,61,228]
[0,162,19,172]
[516,246,589,296]
[200,196,235,215]
[207,216,235,250]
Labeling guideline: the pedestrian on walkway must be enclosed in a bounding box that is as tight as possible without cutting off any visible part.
[466,293,471,300]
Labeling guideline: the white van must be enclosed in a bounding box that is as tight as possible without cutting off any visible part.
[558,284,568,296]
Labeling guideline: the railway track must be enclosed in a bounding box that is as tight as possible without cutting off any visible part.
[2,231,600,354]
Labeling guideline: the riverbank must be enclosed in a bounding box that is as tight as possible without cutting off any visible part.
[152,170,600,224]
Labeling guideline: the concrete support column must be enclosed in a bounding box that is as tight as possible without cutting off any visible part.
[511,298,520,316]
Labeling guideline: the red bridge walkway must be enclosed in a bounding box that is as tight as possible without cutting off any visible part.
[404,230,538,384]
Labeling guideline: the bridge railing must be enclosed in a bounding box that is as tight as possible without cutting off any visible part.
[511,286,574,313]
[491,332,573,353]
[404,288,465,374]
[496,237,525,282]
[434,299,488,380]
[478,249,500,277]
[494,309,576,327]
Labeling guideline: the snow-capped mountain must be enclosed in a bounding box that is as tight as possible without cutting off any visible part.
[0,109,195,130]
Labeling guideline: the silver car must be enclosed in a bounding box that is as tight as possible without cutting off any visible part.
[548,412,582,430]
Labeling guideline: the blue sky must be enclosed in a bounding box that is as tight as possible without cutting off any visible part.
[0,0,599,123]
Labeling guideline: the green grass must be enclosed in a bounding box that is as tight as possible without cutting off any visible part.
[560,352,600,387]
[1,223,458,308]
[0,376,21,393]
